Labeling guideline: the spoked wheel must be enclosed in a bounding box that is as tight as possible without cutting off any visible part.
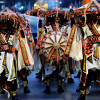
[40,31,68,65]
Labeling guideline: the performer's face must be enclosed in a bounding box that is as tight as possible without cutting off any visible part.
[78,17,81,24]
[91,14,97,23]
[55,17,60,23]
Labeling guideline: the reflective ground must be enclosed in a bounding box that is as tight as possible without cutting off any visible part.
[0,71,100,100]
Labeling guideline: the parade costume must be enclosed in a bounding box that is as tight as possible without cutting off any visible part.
[73,1,100,99]
[78,19,100,100]
[14,29,34,94]
[37,9,76,93]
[0,8,34,100]
[64,23,83,81]
[0,33,18,100]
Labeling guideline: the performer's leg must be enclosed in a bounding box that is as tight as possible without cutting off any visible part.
[78,89,86,100]
[74,61,82,78]
[8,80,18,100]
[44,78,51,93]
[76,82,83,92]
[19,68,30,94]
[77,70,92,94]
[37,54,45,79]
[66,72,74,83]
[36,66,42,79]
[35,52,43,79]
[57,75,64,93]
[67,57,74,83]
[78,69,93,100]
[78,80,87,100]
[0,70,5,94]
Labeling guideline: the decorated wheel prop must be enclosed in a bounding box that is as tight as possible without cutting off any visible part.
[40,31,67,65]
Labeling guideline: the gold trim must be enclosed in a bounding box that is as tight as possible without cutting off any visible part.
[12,91,17,96]
[46,79,50,86]
[94,44,99,59]
[66,72,71,78]
[83,54,86,71]
[80,90,86,94]
[3,56,6,66]
[23,81,28,87]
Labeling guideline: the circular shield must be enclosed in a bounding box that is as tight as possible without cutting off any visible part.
[40,31,67,64]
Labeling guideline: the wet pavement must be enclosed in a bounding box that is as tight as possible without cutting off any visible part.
[0,71,100,100]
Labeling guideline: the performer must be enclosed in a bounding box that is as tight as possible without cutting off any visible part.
[0,32,18,100]
[35,18,43,79]
[65,13,83,83]
[78,14,100,100]
[42,16,65,93]
[14,29,34,94]
[37,11,75,93]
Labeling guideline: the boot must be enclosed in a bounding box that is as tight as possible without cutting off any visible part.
[57,80,64,93]
[44,86,50,93]
[36,72,42,79]
[76,86,81,92]
[78,94,86,100]
[66,72,74,83]
[78,90,86,100]
[58,85,64,93]
[0,89,5,94]
[44,79,51,93]
[68,78,74,83]
[24,86,30,94]
[74,71,81,78]
[23,81,30,94]
[12,91,19,100]
[0,86,5,94]
[12,95,19,100]
[86,86,91,94]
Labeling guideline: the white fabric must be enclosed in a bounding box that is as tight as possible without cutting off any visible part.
[83,23,100,73]
[34,50,42,73]
[6,53,15,81]
[0,34,16,81]
[69,27,83,61]
[23,37,34,65]
[67,26,71,34]
[14,37,34,71]
[0,52,5,74]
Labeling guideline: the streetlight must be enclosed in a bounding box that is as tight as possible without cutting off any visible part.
[59,1,62,4]
[55,0,58,3]
[69,5,72,9]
